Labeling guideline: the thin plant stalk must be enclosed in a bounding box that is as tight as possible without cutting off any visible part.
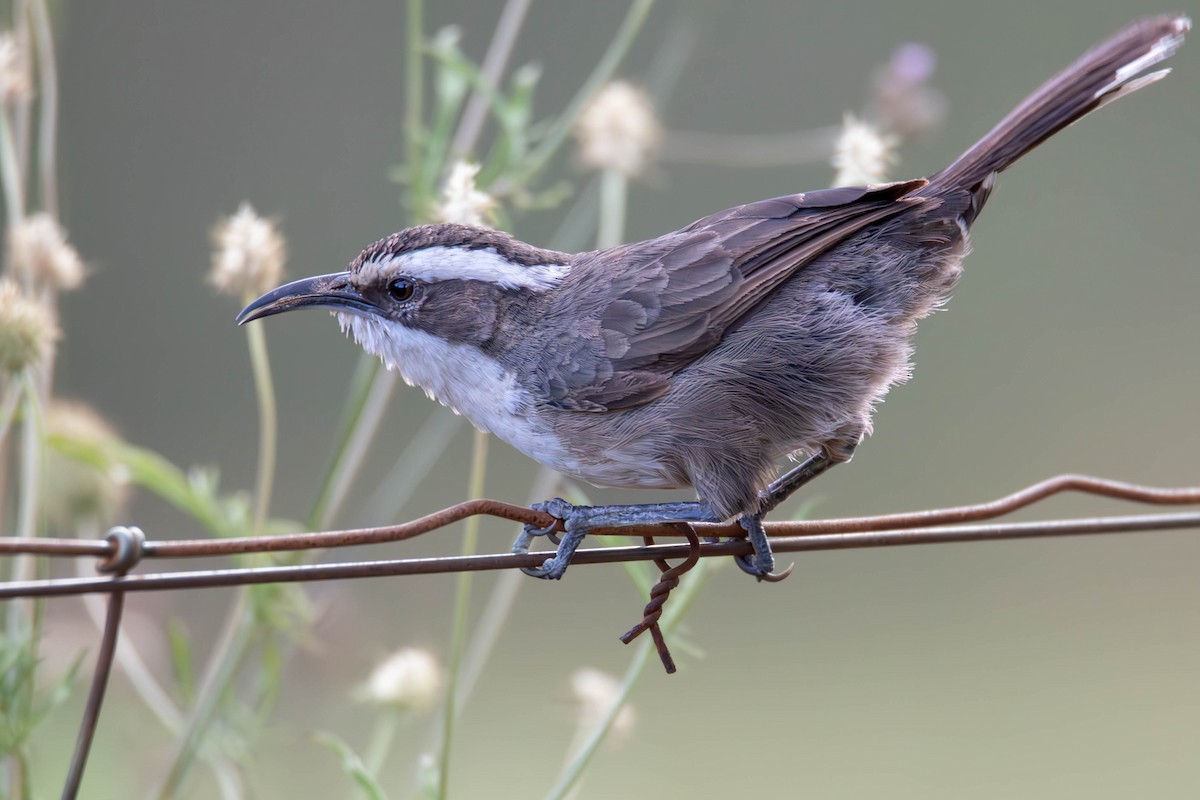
[544,560,717,800]
[306,354,379,529]
[0,371,25,449]
[9,0,29,186]
[357,406,462,526]
[153,591,255,799]
[449,0,533,158]
[455,466,559,705]
[0,103,25,231]
[405,0,428,218]
[27,0,57,216]
[365,709,402,776]
[153,312,281,794]
[5,375,40,633]
[305,0,436,536]
[436,428,488,800]
[312,368,398,530]
[597,169,627,248]
[504,0,655,190]
[245,311,276,536]
[2,374,41,800]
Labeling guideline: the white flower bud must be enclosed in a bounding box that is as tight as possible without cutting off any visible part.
[8,214,87,291]
[435,161,496,228]
[831,114,897,187]
[209,203,286,298]
[575,81,661,176]
[0,278,55,373]
[360,647,442,710]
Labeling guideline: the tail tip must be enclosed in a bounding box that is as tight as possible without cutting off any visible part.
[1094,16,1189,99]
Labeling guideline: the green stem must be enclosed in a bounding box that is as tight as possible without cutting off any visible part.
[245,310,277,536]
[357,406,461,526]
[157,340,288,798]
[309,366,398,531]
[306,354,378,529]
[449,0,533,158]
[5,374,40,636]
[597,169,627,248]
[0,373,25,448]
[437,428,488,800]
[505,0,655,190]
[152,312,277,798]
[3,375,40,800]
[405,0,429,218]
[153,591,255,799]
[454,466,558,706]
[544,560,716,800]
[28,0,58,216]
[365,709,401,775]
[0,105,25,232]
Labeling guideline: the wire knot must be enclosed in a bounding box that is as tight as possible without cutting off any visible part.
[97,526,146,575]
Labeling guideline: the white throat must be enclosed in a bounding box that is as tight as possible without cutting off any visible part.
[336,312,576,472]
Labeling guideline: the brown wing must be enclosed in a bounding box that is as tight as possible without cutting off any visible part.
[527,179,929,411]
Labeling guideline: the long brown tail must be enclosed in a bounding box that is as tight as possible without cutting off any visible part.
[928,15,1188,204]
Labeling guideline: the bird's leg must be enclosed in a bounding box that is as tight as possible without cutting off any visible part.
[515,498,721,580]
[758,451,837,514]
[733,444,854,579]
[516,439,858,581]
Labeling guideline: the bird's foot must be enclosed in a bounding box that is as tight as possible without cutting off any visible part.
[733,514,794,583]
[515,498,585,580]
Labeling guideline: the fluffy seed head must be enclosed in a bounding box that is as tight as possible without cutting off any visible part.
[7,214,86,290]
[0,33,30,105]
[575,81,661,176]
[831,113,897,187]
[434,161,496,228]
[359,647,442,710]
[41,400,131,530]
[570,667,635,740]
[210,203,286,297]
[0,279,56,373]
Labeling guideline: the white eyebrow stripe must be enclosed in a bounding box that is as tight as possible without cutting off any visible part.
[359,246,571,291]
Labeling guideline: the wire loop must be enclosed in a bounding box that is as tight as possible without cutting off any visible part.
[97,526,146,575]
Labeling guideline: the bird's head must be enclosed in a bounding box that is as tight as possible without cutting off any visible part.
[237,223,572,369]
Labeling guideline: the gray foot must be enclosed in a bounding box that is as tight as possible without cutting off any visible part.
[733,514,793,583]
[513,498,719,581]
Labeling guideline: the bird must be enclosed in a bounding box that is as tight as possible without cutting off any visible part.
[239,15,1189,582]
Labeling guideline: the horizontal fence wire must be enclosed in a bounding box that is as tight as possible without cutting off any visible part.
[1,474,1197,587]
[3,472,1198,798]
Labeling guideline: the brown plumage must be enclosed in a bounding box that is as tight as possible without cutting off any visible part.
[239,16,1188,580]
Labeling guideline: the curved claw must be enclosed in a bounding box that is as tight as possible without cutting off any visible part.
[521,557,566,580]
[757,562,795,583]
[733,553,794,583]
[524,497,574,540]
[522,519,559,539]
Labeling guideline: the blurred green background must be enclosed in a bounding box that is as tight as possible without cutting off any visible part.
[34,0,1200,797]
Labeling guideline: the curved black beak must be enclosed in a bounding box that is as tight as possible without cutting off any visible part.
[236,272,374,325]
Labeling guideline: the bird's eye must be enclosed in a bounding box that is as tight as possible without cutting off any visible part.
[387,277,418,303]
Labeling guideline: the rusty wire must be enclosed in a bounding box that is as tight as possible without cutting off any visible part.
[2,473,1199,798]
[2,472,1197,566]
